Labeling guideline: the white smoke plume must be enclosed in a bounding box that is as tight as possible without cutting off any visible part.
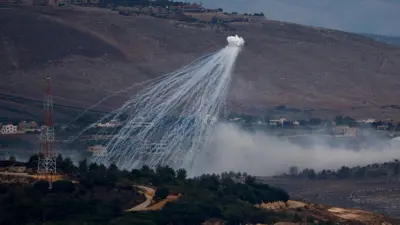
[227,35,245,47]
[191,122,400,177]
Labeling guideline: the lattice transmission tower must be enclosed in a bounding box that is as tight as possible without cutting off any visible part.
[37,76,57,189]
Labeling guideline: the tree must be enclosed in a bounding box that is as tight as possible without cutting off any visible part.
[34,180,50,192]
[57,156,75,174]
[155,186,169,200]
[26,154,39,170]
[107,163,120,183]
[336,166,351,179]
[8,155,16,162]
[335,116,356,127]
[309,118,322,125]
[300,169,316,179]
[78,159,88,174]
[289,166,299,176]
[394,163,400,175]
[245,176,256,185]
[293,213,302,222]
[56,154,64,166]
[176,168,187,180]
[52,180,75,193]
[140,165,154,178]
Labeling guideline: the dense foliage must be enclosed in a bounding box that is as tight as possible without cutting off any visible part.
[0,155,291,225]
[286,159,400,180]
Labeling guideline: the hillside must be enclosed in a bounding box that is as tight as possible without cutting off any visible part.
[1,6,400,121]
[1,157,397,225]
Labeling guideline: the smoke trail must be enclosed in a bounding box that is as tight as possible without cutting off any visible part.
[88,35,245,171]
[59,73,172,134]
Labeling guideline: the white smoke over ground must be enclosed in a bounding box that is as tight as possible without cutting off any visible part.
[65,33,399,177]
[191,122,400,176]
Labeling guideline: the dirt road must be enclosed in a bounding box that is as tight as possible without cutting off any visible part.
[126,185,155,212]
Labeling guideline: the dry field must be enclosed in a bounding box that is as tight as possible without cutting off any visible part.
[261,177,400,220]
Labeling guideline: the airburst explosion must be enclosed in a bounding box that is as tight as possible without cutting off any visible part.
[68,35,245,171]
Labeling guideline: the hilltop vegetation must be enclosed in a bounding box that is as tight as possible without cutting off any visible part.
[284,160,400,180]
[0,154,292,225]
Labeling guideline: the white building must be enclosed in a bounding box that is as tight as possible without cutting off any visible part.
[97,119,120,128]
[356,118,376,124]
[332,125,359,137]
[269,118,287,126]
[0,124,18,135]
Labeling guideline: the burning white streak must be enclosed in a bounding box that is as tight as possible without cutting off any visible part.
[87,36,245,171]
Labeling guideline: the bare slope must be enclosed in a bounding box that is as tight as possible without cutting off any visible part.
[1,6,400,121]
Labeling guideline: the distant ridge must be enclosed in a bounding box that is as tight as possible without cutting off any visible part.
[360,33,400,46]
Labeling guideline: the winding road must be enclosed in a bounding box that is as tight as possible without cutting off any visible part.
[127,185,155,212]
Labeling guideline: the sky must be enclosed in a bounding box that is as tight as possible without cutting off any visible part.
[190,0,400,36]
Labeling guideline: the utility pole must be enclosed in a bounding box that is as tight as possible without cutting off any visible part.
[37,76,57,189]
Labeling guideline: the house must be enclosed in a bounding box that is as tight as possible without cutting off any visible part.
[332,125,359,137]
[269,118,287,127]
[230,117,244,123]
[356,118,376,124]
[18,121,39,132]
[269,119,280,126]
[97,119,120,128]
[182,4,205,13]
[247,14,266,22]
[356,118,377,125]
[0,160,26,173]
[279,118,288,124]
[206,9,219,13]
[88,145,107,156]
[26,121,39,129]
[0,124,18,135]
[18,121,26,131]
[88,145,104,152]
[377,124,388,131]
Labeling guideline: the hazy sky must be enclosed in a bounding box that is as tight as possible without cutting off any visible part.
[191,0,400,36]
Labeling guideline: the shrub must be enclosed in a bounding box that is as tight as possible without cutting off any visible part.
[34,180,50,193]
[52,180,75,193]
[154,186,169,200]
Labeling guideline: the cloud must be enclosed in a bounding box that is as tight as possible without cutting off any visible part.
[192,0,400,36]
[190,122,399,176]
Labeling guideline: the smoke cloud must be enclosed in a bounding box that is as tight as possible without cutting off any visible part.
[227,35,245,47]
[191,122,400,176]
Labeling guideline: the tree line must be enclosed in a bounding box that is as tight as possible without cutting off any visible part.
[285,160,400,180]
